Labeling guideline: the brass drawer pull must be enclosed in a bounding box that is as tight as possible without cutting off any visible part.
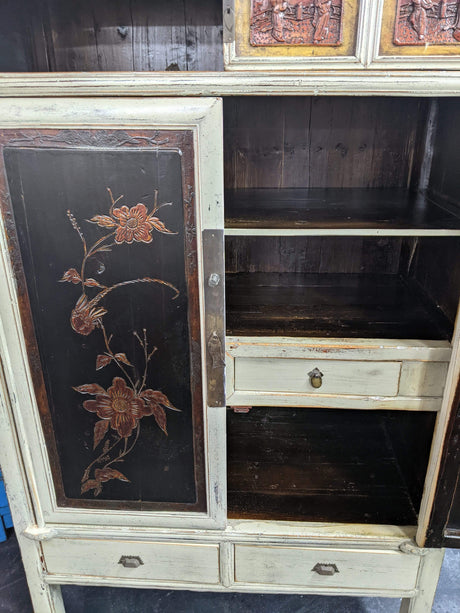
[118,555,144,568]
[308,368,324,389]
[312,563,339,576]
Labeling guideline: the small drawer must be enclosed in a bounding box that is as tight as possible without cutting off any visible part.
[234,544,419,593]
[42,538,221,585]
[234,357,401,396]
[226,338,450,410]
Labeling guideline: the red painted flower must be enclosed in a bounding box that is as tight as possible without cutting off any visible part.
[112,203,173,244]
[81,377,145,438]
[70,295,107,336]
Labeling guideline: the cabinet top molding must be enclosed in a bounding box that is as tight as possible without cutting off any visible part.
[1,72,460,97]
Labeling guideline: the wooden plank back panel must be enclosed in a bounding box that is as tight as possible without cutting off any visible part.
[224,97,430,190]
[225,236,403,275]
[0,0,223,72]
[227,408,435,525]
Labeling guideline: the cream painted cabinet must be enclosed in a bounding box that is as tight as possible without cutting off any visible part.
[0,4,460,613]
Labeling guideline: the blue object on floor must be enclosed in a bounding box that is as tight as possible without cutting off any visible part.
[0,468,12,542]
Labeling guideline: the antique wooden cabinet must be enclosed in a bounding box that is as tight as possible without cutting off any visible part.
[0,2,460,613]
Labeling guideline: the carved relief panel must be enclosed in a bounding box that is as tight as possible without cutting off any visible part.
[224,0,362,70]
[250,0,344,47]
[377,0,460,66]
[394,0,460,45]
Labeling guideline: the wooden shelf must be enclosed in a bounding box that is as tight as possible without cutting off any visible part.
[227,408,435,525]
[225,272,453,340]
[225,188,460,236]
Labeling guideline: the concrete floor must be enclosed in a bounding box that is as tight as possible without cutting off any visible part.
[1,530,459,612]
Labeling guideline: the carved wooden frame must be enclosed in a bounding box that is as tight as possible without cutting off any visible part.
[224,0,371,70]
[0,97,226,531]
[370,0,460,69]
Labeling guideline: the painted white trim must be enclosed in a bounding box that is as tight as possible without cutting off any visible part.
[225,228,460,237]
[226,391,443,411]
[0,358,64,612]
[1,73,460,96]
[226,337,452,362]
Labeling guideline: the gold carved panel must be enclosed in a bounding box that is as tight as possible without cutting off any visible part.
[381,0,460,56]
[233,0,359,61]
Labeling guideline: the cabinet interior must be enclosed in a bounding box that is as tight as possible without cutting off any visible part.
[0,0,224,72]
[224,96,460,342]
[224,95,460,526]
[227,407,436,526]
[225,235,458,339]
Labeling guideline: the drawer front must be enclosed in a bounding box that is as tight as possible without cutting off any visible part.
[235,357,401,396]
[234,544,419,592]
[42,538,220,585]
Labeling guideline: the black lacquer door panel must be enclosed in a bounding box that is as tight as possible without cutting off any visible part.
[0,129,206,512]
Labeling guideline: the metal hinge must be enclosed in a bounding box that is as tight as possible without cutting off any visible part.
[223,0,235,43]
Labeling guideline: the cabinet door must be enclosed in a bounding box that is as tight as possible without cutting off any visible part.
[425,378,460,548]
[0,99,225,529]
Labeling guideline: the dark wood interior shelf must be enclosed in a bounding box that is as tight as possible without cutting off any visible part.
[226,272,453,340]
[224,188,460,233]
[227,408,435,525]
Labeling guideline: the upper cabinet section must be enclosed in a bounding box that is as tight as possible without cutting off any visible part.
[224,0,460,70]
[2,0,460,75]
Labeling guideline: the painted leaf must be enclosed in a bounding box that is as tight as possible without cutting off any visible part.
[73,383,107,395]
[81,479,100,494]
[60,268,81,284]
[114,353,133,366]
[90,215,117,228]
[93,420,109,449]
[152,404,167,435]
[96,354,112,370]
[95,468,130,482]
[85,278,105,288]
[149,217,174,234]
[141,389,180,412]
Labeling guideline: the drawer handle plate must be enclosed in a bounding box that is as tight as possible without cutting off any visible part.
[312,563,339,576]
[118,555,144,568]
[308,368,324,389]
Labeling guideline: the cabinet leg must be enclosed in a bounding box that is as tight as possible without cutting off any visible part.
[399,549,444,613]
[14,531,65,613]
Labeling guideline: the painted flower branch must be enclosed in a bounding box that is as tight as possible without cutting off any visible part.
[60,188,181,497]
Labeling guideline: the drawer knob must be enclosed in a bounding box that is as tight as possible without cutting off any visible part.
[118,555,144,568]
[308,368,323,389]
[208,273,221,287]
[312,563,339,576]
